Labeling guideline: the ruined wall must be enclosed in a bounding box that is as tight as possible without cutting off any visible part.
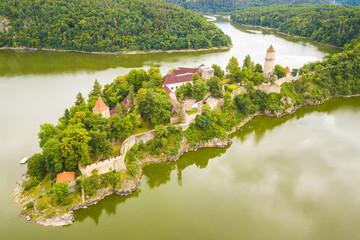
[79,156,125,177]
[80,123,190,177]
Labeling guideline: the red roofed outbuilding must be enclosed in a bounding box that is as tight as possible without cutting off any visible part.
[56,172,75,183]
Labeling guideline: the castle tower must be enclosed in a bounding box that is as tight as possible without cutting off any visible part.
[285,66,291,82]
[263,45,276,79]
[92,97,110,119]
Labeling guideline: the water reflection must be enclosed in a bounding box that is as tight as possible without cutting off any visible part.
[74,147,228,225]
[0,49,229,76]
[233,97,360,144]
[75,190,141,225]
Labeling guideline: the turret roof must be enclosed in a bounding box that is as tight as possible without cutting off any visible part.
[267,45,275,52]
[285,66,291,74]
[92,97,109,113]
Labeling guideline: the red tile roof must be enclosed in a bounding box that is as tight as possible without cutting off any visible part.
[267,45,275,52]
[163,65,204,85]
[163,85,172,95]
[110,108,116,117]
[92,97,109,113]
[123,97,130,108]
[285,66,291,74]
[56,172,75,183]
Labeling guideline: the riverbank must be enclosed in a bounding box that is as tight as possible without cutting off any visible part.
[0,45,232,56]
[234,23,342,49]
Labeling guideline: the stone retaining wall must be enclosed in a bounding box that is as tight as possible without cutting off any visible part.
[79,156,125,176]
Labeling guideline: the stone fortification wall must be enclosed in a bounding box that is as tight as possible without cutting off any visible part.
[80,122,190,177]
[120,123,190,155]
[79,156,125,176]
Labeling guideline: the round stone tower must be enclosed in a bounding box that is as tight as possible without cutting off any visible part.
[263,45,276,79]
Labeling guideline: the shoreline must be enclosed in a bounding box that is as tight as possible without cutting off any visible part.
[13,93,360,226]
[234,23,342,49]
[0,45,232,55]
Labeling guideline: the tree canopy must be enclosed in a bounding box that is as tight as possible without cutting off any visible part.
[0,0,231,52]
[231,4,360,47]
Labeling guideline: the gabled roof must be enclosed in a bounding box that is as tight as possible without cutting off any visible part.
[92,97,109,113]
[285,66,291,74]
[163,85,172,95]
[267,45,275,52]
[56,172,75,183]
[163,65,204,85]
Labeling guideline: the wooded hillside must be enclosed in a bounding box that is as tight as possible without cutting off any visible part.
[231,4,360,47]
[0,0,231,52]
[165,0,333,12]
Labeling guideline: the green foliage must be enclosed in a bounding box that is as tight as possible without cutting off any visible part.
[38,123,57,148]
[126,69,149,92]
[228,85,237,92]
[43,138,64,175]
[37,202,45,211]
[109,113,138,140]
[127,162,140,177]
[274,65,286,78]
[75,92,85,106]
[231,4,360,47]
[26,201,34,209]
[193,80,209,101]
[211,64,224,79]
[52,183,69,203]
[0,0,231,52]
[137,89,171,125]
[27,153,46,181]
[207,76,223,98]
[89,130,113,159]
[165,0,333,12]
[59,126,92,170]
[100,171,122,188]
[88,80,102,99]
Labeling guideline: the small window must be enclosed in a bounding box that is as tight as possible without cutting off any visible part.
[171,87,174,90]
[176,86,178,89]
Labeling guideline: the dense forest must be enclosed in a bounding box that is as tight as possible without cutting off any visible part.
[165,0,333,12]
[0,0,231,52]
[231,4,360,47]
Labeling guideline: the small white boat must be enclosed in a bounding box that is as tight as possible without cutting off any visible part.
[20,157,28,164]
[25,215,31,221]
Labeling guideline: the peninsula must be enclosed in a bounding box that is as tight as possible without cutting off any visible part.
[13,4,360,226]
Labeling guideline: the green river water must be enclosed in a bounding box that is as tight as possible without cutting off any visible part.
[1,15,358,239]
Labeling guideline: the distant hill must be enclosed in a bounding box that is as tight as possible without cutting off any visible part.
[231,4,360,47]
[336,0,360,6]
[165,0,360,12]
[165,0,334,12]
[0,0,231,52]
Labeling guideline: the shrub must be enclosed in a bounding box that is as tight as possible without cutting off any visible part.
[61,198,72,206]
[52,182,69,203]
[26,201,34,209]
[127,162,140,177]
[37,202,45,211]
[228,85,237,92]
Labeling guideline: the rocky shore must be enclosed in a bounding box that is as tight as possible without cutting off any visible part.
[0,45,231,55]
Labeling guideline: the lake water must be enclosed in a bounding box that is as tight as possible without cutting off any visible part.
[1,15,357,240]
